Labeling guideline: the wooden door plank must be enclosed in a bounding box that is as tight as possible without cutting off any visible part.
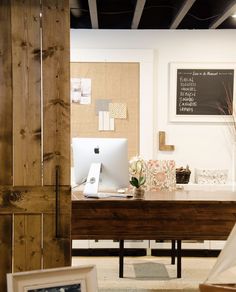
[43,182,71,268]
[14,214,42,272]
[0,215,12,291]
[11,0,42,186]
[0,0,13,185]
[43,184,71,268]
[42,0,70,186]
[43,214,71,268]
[0,186,71,213]
[0,2,13,290]
[0,2,71,289]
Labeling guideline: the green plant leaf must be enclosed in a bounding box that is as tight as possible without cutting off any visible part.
[129,177,139,188]
[139,176,146,186]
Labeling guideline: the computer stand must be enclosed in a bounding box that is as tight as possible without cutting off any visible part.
[83,163,101,196]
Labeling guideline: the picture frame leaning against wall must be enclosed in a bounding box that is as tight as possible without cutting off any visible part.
[7,265,98,292]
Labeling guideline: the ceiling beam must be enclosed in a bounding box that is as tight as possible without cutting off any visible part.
[88,0,99,29]
[131,0,146,29]
[209,1,236,29]
[170,0,196,29]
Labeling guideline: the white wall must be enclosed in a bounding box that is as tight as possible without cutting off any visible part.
[70,29,236,183]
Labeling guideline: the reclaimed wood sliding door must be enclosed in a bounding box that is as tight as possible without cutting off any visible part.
[0,1,71,291]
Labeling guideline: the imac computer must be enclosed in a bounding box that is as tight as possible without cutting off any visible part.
[72,137,129,197]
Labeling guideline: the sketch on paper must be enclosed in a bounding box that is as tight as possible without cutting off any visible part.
[71,78,91,104]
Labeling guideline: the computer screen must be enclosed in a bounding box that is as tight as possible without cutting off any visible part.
[72,137,129,194]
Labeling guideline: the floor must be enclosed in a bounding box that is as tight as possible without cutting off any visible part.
[72,256,236,292]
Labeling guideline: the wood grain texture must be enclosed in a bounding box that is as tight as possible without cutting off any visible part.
[0,186,71,271]
[43,214,71,269]
[0,186,71,214]
[0,0,13,185]
[11,0,42,186]
[0,2,13,290]
[0,185,71,269]
[14,214,42,272]
[71,62,140,159]
[0,2,71,289]
[0,215,12,291]
[43,182,71,268]
[72,190,236,240]
[42,0,70,186]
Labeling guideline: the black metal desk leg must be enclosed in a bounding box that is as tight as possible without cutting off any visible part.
[119,240,124,278]
[171,240,175,265]
[177,240,182,278]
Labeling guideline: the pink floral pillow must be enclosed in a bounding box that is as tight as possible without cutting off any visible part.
[145,160,176,191]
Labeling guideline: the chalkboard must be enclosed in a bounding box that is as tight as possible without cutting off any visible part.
[176,69,234,115]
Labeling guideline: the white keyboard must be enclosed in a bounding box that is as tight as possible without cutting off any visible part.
[84,192,132,198]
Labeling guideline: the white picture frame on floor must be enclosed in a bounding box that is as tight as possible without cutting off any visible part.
[7,265,98,292]
[169,62,236,122]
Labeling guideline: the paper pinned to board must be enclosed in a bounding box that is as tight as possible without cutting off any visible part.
[98,111,115,131]
[71,78,91,104]
[95,99,112,115]
[109,102,127,119]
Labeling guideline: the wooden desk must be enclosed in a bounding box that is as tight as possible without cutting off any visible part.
[72,190,236,277]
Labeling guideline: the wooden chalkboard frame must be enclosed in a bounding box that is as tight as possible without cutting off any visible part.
[169,62,236,122]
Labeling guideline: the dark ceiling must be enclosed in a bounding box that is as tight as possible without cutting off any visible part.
[70,0,236,30]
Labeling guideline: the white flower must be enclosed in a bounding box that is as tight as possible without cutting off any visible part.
[129,156,146,178]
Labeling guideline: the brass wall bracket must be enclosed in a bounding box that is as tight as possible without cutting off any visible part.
[159,131,175,151]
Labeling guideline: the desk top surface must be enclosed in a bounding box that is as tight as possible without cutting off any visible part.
[72,189,236,203]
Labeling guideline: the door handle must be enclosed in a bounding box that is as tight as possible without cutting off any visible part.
[55,165,60,238]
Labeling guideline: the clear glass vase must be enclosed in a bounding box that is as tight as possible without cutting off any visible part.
[133,187,145,199]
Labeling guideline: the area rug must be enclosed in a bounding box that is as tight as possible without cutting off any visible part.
[72,256,214,291]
